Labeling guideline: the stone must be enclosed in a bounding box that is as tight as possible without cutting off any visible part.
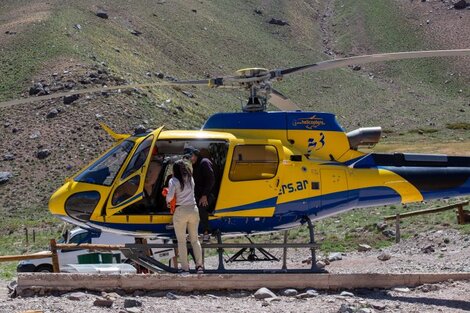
[46,108,59,118]
[96,10,109,19]
[338,304,354,313]
[2,154,14,161]
[29,131,41,139]
[296,289,318,299]
[124,298,142,308]
[66,292,87,301]
[418,284,439,292]
[352,65,361,71]
[93,298,113,307]
[155,72,165,79]
[393,287,410,293]
[36,149,51,160]
[134,125,147,135]
[74,24,82,30]
[182,91,194,98]
[377,252,391,261]
[0,172,12,184]
[316,260,326,268]
[63,94,80,104]
[130,29,143,36]
[376,222,387,231]
[422,245,435,253]
[370,302,387,310]
[281,288,298,296]
[357,309,372,313]
[358,244,372,252]
[254,8,263,15]
[254,287,276,299]
[229,291,249,298]
[382,229,396,238]
[126,308,141,313]
[328,252,343,261]
[166,292,178,300]
[340,291,354,297]
[29,83,44,95]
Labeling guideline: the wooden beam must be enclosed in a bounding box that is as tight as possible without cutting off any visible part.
[16,272,470,295]
[0,252,52,262]
[384,201,469,221]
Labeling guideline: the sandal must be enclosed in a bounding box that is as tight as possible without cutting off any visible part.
[196,266,204,274]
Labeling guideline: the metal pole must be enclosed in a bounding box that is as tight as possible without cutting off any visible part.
[216,231,225,271]
[282,231,288,270]
[395,214,401,243]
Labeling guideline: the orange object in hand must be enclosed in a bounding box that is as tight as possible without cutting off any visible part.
[162,187,176,214]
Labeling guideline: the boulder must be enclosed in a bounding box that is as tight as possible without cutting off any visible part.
[46,108,59,118]
[36,149,51,160]
[454,0,468,9]
[0,172,12,184]
[63,94,80,104]
[269,18,289,26]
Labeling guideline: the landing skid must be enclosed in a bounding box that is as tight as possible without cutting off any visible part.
[122,217,327,274]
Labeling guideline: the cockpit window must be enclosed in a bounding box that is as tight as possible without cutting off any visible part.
[75,140,135,186]
[122,135,154,179]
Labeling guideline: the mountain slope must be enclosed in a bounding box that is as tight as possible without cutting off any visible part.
[0,0,469,217]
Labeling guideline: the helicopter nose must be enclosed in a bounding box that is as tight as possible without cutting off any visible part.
[49,182,101,222]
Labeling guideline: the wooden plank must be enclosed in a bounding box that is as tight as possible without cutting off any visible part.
[16,272,470,295]
[50,239,60,273]
[0,252,52,262]
[56,243,125,250]
[384,201,469,221]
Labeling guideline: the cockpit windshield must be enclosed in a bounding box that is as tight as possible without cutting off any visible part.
[75,140,135,186]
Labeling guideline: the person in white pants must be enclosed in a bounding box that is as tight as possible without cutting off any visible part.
[166,160,203,274]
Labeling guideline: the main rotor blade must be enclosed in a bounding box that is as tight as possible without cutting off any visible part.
[277,49,470,77]
[0,80,211,108]
[269,88,301,111]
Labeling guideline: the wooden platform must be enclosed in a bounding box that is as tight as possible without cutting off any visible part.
[16,272,470,295]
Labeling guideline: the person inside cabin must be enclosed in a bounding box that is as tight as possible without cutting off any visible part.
[166,160,204,274]
[144,147,163,197]
[185,147,215,243]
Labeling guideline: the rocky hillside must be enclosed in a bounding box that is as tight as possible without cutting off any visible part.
[0,0,469,219]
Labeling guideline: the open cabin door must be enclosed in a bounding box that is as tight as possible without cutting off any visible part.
[105,127,163,217]
[214,139,284,217]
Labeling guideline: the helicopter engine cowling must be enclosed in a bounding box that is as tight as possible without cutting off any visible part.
[347,127,382,150]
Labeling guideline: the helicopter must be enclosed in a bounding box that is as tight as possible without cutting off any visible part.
[1,50,470,241]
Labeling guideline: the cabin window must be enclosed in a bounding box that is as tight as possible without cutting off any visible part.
[112,175,141,206]
[75,140,135,186]
[122,135,154,179]
[229,145,278,181]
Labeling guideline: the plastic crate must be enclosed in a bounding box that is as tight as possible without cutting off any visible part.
[100,253,121,264]
[77,253,101,264]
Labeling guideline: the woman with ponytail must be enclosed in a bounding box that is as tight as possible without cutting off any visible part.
[166,160,204,274]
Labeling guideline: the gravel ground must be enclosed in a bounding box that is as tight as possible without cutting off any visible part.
[1,229,469,313]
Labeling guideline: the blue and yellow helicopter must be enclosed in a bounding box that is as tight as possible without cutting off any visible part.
[3,50,470,240]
